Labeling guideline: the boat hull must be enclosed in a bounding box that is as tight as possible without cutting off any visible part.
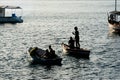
[108,22,120,33]
[0,17,23,23]
[28,47,62,65]
[61,43,90,59]
[31,57,62,65]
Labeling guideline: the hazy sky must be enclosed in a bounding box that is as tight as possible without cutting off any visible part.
[0,0,120,14]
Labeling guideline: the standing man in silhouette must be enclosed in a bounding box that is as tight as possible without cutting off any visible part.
[72,26,80,48]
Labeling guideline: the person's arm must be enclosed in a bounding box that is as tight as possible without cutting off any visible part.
[72,32,75,35]
[68,40,70,45]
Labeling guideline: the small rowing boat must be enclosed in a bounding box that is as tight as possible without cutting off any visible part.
[61,43,90,59]
[28,47,62,65]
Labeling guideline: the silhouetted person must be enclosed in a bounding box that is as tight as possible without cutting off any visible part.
[72,26,80,48]
[12,13,16,17]
[45,49,51,58]
[68,37,75,49]
[48,45,56,58]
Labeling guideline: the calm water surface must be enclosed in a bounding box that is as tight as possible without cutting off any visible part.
[0,0,120,80]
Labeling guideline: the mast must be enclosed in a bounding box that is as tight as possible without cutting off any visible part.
[115,0,117,11]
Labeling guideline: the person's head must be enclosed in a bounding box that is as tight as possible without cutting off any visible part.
[49,45,52,49]
[74,26,78,30]
[70,37,73,40]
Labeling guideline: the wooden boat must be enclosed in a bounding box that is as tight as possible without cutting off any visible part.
[61,43,90,59]
[108,0,120,33]
[28,47,62,65]
[0,5,23,23]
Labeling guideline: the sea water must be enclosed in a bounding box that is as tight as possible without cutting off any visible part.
[0,0,120,80]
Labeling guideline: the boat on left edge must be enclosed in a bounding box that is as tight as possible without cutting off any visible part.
[27,47,62,65]
[0,5,23,23]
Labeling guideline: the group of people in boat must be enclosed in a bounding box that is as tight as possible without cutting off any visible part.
[29,45,56,59]
[45,45,56,59]
[68,26,80,49]
[30,26,80,59]
[44,26,80,58]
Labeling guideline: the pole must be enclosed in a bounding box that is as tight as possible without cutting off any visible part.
[115,0,117,11]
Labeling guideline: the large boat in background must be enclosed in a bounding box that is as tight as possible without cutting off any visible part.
[108,0,120,33]
[0,5,23,23]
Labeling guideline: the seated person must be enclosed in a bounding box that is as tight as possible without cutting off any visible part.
[68,37,75,49]
[44,49,51,59]
[12,13,16,17]
[48,45,56,58]
[42,49,50,59]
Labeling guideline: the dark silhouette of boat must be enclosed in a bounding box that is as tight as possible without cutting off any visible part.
[61,43,90,59]
[28,47,62,65]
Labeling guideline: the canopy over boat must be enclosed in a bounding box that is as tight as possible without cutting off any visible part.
[0,5,22,9]
[109,11,120,15]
